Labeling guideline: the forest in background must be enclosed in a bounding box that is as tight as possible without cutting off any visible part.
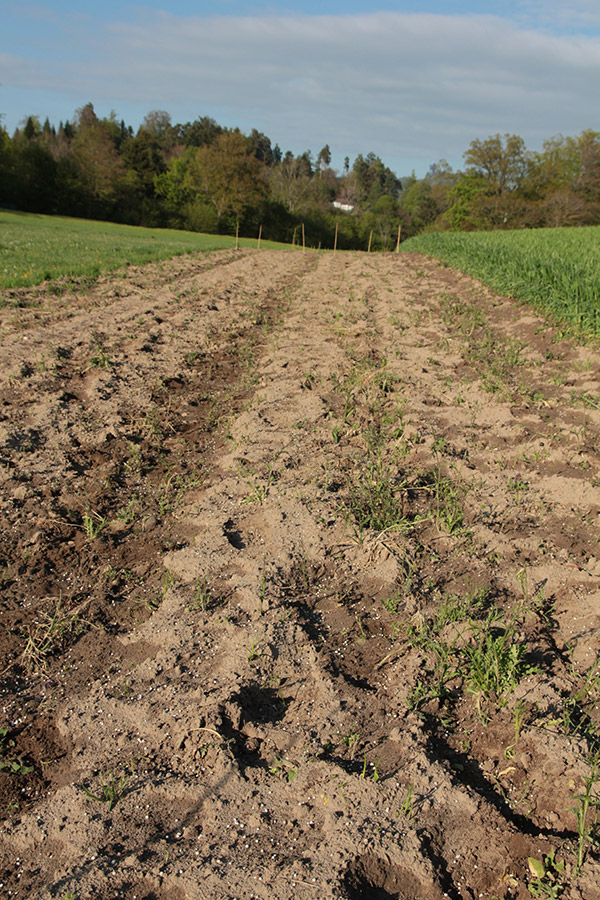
[1,103,599,249]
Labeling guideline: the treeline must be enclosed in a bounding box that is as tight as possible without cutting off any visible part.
[1,103,599,247]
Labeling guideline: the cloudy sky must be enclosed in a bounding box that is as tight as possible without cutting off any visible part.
[2,0,599,177]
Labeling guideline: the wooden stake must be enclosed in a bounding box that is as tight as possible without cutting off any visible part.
[395,223,402,253]
[257,224,262,250]
[302,222,305,253]
[292,226,297,248]
[235,219,239,250]
[334,221,338,253]
[368,230,373,253]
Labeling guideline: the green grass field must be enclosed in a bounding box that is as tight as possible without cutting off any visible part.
[402,226,600,337]
[0,211,292,290]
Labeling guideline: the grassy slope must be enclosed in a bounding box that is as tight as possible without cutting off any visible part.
[402,226,600,337]
[0,211,293,289]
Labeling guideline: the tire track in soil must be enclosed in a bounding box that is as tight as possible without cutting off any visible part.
[1,250,600,899]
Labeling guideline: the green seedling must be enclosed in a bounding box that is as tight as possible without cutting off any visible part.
[243,481,269,504]
[343,390,356,424]
[573,656,600,707]
[0,728,34,775]
[431,435,448,455]
[405,631,459,711]
[404,593,533,720]
[248,636,264,662]
[355,614,368,642]
[22,598,87,673]
[431,467,464,534]
[516,566,529,602]
[89,341,111,368]
[400,784,416,820]
[508,473,529,503]
[340,725,361,759]
[463,613,535,720]
[124,442,143,474]
[360,754,381,782]
[147,569,175,611]
[83,512,106,541]
[83,510,105,541]
[263,676,287,708]
[116,496,139,524]
[527,849,565,898]
[158,471,201,515]
[404,588,488,650]
[381,591,403,615]
[571,755,600,870]
[505,701,527,759]
[192,576,212,612]
[81,769,129,811]
[345,456,410,534]
[269,757,298,783]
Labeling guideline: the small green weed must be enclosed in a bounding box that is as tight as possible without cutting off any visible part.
[354,613,368,642]
[405,594,535,721]
[381,591,403,615]
[124,442,143,474]
[346,456,409,533]
[269,757,298,782]
[400,784,416,820]
[83,510,105,541]
[248,636,264,662]
[360,753,381,782]
[404,588,488,650]
[0,728,34,775]
[116,496,139,524]
[191,576,213,612]
[463,611,535,719]
[22,598,87,673]
[243,475,274,505]
[89,338,111,369]
[158,471,201,516]
[340,725,361,759]
[431,468,464,534]
[504,701,527,759]
[527,850,565,898]
[571,754,600,870]
[81,768,129,811]
[509,473,530,503]
[147,569,175,611]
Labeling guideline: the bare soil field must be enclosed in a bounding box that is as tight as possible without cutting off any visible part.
[0,249,599,899]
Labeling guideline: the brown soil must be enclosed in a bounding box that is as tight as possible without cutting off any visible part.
[1,248,599,899]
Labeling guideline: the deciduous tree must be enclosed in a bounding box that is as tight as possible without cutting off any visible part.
[189,130,265,227]
[463,133,530,194]
[70,103,124,217]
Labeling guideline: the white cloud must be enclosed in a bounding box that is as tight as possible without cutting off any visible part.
[2,10,599,174]
[519,0,600,31]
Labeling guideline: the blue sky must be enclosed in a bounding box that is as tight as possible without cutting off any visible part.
[2,1,599,177]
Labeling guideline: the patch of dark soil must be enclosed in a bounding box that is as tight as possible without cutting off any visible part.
[342,853,445,900]
[223,519,246,549]
[0,714,69,816]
